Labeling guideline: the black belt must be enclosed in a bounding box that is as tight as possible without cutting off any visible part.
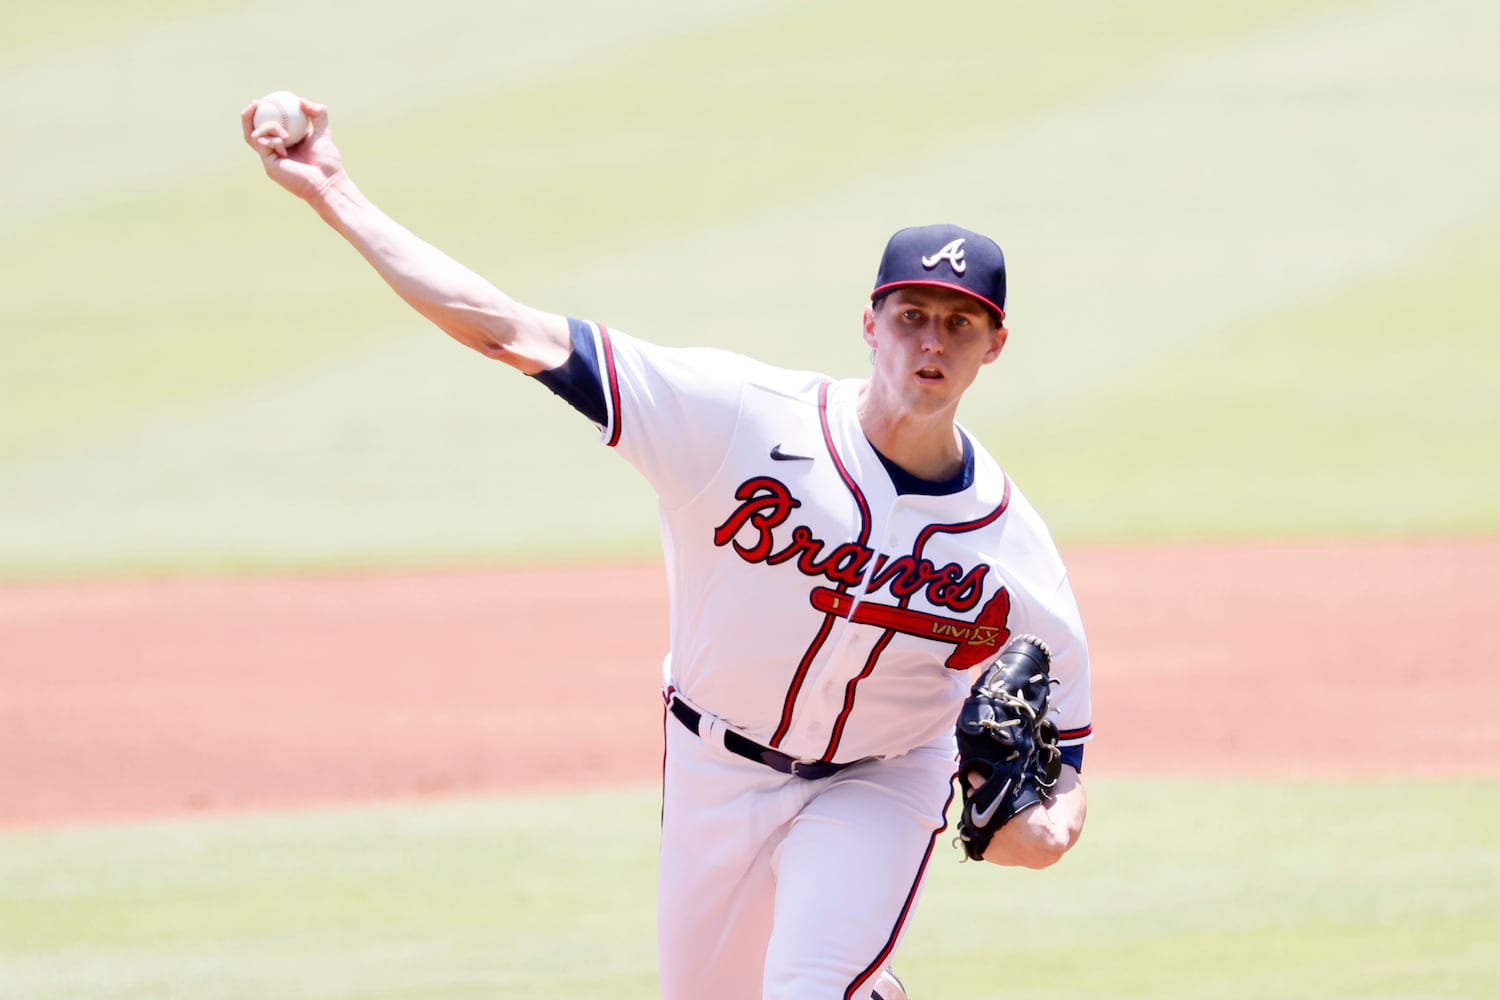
[668,697,864,780]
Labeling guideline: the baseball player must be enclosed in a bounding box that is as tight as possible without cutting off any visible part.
[244,97,1092,1000]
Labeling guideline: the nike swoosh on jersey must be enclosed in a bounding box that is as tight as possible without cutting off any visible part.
[770,444,814,462]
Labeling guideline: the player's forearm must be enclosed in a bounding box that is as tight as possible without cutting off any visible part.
[983,767,1086,869]
[307,174,569,373]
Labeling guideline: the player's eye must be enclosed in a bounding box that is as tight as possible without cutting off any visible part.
[901,309,923,323]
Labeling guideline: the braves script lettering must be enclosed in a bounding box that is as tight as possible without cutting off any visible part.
[712,476,989,614]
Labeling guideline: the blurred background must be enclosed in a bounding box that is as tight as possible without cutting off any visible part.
[4,0,1495,576]
[2,1,1497,998]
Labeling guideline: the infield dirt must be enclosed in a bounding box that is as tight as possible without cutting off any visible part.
[3,539,1496,827]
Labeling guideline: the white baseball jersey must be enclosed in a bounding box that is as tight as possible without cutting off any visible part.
[562,320,1092,763]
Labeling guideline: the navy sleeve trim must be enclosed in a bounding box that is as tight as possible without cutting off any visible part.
[1059,744,1084,774]
[531,318,607,426]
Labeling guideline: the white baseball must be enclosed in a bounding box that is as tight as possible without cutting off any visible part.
[253,91,310,146]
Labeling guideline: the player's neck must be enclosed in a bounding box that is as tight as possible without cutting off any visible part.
[857,383,964,481]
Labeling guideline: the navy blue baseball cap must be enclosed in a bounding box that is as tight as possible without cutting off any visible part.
[870,223,1006,323]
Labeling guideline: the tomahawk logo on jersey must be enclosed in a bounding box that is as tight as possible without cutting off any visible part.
[534,318,1092,767]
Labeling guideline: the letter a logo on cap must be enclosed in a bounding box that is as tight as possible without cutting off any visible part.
[921,238,967,275]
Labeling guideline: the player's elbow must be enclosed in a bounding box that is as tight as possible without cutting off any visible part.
[442,304,569,373]
[1001,825,1072,869]
[1027,830,1073,869]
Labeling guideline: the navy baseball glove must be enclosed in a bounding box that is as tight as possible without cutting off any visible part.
[954,634,1062,862]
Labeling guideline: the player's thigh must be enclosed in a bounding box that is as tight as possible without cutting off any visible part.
[658,718,814,1000]
[763,746,955,998]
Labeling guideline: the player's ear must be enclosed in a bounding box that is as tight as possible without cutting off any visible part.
[862,305,878,350]
[982,324,1008,364]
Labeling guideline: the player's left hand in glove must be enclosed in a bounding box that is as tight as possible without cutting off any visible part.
[954,634,1062,862]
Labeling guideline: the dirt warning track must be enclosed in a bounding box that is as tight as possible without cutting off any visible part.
[2,539,1495,828]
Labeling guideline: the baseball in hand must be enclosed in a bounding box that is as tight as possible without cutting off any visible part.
[253,91,310,146]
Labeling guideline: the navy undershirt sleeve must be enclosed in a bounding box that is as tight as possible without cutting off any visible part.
[531,317,607,426]
[1060,744,1084,772]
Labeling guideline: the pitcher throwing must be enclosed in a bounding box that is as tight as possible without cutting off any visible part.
[244,95,1094,1000]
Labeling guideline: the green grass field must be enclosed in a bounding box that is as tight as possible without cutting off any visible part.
[3,780,1496,999]
[3,2,1498,997]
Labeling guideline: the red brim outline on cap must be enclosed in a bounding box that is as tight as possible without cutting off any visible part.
[869,280,1004,322]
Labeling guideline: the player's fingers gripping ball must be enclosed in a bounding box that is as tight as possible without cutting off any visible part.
[252,90,311,149]
[955,634,1061,861]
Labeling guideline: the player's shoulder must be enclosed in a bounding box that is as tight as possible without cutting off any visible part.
[969,445,1067,563]
[742,357,835,399]
[608,327,831,396]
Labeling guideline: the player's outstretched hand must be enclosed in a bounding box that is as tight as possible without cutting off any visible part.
[241,97,345,203]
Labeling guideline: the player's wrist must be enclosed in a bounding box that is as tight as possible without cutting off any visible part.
[307,168,359,216]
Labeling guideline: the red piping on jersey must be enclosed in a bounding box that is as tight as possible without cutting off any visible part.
[908,474,1012,551]
[771,613,841,750]
[1058,724,1092,741]
[817,381,873,538]
[821,632,893,762]
[843,781,953,999]
[820,477,1013,761]
[770,381,870,751]
[598,324,623,448]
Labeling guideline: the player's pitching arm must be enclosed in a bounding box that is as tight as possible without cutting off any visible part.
[241,97,570,375]
[978,765,1086,869]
